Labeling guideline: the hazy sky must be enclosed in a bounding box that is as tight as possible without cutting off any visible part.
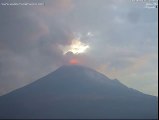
[0,0,158,96]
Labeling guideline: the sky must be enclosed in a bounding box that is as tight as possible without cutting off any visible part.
[0,0,158,96]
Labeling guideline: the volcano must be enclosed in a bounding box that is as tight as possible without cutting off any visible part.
[0,65,158,119]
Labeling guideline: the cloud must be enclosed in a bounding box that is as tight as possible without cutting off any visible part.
[0,0,75,95]
[60,38,90,55]
[35,0,74,16]
[97,53,158,95]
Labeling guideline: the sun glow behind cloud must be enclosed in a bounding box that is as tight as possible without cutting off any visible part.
[60,38,90,55]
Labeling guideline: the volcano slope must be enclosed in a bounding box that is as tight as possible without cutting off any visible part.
[0,65,158,119]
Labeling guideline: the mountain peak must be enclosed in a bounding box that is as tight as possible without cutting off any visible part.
[59,64,93,70]
[53,64,110,82]
[60,64,88,69]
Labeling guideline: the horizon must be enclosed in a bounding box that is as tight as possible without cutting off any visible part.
[1,64,157,97]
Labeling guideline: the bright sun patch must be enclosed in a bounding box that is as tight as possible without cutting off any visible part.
[60,38,90,55]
